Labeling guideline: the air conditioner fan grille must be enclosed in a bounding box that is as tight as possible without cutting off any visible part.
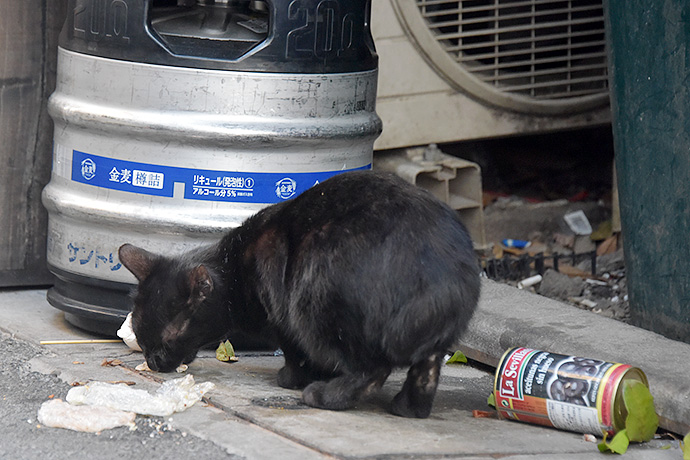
[416,0,609,101]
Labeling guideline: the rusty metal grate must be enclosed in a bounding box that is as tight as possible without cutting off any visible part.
[482,251,596,281]
[416,0,609,101]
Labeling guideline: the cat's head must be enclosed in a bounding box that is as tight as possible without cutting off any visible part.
[118,243,222,372]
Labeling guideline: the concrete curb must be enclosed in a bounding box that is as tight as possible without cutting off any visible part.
[459,279,690,435]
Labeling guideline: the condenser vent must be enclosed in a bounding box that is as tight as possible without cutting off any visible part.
[393,0,610,114]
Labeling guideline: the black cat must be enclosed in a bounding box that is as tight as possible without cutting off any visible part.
[118,170,480,418]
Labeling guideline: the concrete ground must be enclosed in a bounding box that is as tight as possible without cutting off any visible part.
[0,281,687,459]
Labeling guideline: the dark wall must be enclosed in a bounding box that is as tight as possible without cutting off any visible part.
[606,0,690,343]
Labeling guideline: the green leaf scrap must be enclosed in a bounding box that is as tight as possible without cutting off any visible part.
[598,430,630,455]
[622,380,658,443]
[487,392,496,409]
[446,350,468,365]
[215,340,238,362]
[596,380,659,455]
[681,432,689,460]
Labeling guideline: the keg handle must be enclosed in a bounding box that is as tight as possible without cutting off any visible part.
[147,0,272,61]
[59,0,377,72]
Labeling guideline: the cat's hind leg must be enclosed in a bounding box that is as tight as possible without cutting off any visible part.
[390,353,443,418]
[302,367,391,411]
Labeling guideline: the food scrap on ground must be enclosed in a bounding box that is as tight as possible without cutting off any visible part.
[135,361,187,373]
[66,374,214,417]
[583,434,597,443]
[215,340,238,362]
[117,312,142,351]
[37,398,136,433]
[135,361,151,372]
[38,375,214,433]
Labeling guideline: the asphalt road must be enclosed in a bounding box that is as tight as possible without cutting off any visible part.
[0,331,239,460]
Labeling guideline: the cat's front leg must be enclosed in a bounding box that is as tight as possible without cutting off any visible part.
[277,361,315,389]
[276,342,324,389]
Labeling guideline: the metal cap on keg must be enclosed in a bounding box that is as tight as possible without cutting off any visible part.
[59,0,377,73]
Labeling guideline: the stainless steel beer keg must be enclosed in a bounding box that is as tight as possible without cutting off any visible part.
[43,0,381,335]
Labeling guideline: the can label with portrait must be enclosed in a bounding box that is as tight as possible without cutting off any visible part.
[493,347,649,436]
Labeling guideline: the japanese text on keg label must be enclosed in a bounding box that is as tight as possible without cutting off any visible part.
[108,167,171,191]
[132,170,164,189]
[192,175,256,199]
[69,150,370,204]
[67,242,122,271]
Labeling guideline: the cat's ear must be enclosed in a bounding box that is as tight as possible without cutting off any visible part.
[118,244,158,282]
[189,264,213,303]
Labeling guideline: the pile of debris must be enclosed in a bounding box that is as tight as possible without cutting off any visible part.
[481,196,629,323]
[539,250,628,322]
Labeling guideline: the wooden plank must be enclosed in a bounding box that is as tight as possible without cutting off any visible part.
[0,0,67,286]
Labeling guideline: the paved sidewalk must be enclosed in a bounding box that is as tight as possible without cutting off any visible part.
[0,282,686,459]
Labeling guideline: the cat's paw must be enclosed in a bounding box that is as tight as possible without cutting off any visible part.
[277,365,311,389]
[302,379,359,411]
[391,391,432,418]
[301,381,327,408]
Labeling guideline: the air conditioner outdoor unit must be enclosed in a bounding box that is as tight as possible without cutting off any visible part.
[372,0,611,150]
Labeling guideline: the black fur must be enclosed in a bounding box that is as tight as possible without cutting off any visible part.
[118,170,481,418]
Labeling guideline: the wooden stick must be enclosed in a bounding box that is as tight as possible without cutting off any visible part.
[40,339,122,345]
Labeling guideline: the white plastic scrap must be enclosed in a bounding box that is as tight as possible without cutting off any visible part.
[563,210,593,236]
[66,375,215,417]
[517,274,543,290]
[37,399,136,433]
[117,312,142,351]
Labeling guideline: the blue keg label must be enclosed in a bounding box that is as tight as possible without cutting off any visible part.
[71,150,370,203]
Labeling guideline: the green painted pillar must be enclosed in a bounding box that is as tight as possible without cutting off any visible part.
[605,0,690,342]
